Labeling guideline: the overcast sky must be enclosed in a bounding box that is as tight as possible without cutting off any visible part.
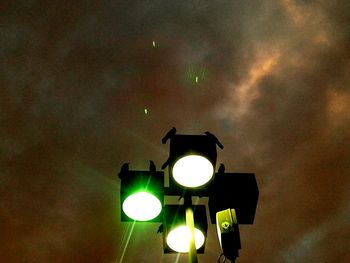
[1,1,350,262]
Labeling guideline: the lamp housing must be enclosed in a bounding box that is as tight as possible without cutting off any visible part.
[162,205,208,254]
[167,134,217,194]
[208,173,259,224]
[216,208,241,261]
[120,170,164,222]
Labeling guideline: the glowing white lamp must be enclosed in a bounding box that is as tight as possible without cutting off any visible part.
[172,155,214,187]
[166,134,218,193]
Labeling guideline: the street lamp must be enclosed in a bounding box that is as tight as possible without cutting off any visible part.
[118,128,259,262]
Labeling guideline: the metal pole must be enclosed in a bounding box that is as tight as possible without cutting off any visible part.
[184,195,198,263]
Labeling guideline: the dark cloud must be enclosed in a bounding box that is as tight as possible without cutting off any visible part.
[1,0,350,262]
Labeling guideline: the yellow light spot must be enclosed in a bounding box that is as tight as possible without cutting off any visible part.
[152,41,156,47]
[166,225,205,252]
[144,108,148,114]
[195,76,198,83]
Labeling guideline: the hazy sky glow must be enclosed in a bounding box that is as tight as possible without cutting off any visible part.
[1,1,350,262]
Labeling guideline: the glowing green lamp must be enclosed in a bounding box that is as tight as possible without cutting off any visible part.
[120,171,164,222]
[122,191,162,221]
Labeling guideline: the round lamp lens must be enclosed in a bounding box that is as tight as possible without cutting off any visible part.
[172,155,214,187]
[122,191,162,221]
[166,225,205,253]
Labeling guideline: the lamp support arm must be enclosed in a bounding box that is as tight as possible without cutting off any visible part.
[184,194,198,263]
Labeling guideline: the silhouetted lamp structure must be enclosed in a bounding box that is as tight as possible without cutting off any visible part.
[118,128,259,262]
[209,172,259,224]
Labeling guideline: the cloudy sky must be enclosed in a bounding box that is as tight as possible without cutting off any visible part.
[1,0,350,262]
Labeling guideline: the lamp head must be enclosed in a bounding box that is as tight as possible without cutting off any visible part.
[120,170,164,222]
[208,173,259,224]
[162,205,208,253]
[167,135,217,195]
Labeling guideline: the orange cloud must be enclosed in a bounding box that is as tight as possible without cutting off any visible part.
[234,51,281,117]
[327,90,350,124]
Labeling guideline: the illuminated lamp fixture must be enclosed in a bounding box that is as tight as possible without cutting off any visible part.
[166,134,217,193]
[208,173,259,224]
[162,205,208,253]
[120,170,164,222]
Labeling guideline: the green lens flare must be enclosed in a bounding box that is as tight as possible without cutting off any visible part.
[122,191,162,221]
[172,155,214,187]
[166,225,205,253]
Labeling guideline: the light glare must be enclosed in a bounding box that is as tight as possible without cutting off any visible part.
[172,155,214,187]
[122,191,162,221]
[166,225,205,253]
